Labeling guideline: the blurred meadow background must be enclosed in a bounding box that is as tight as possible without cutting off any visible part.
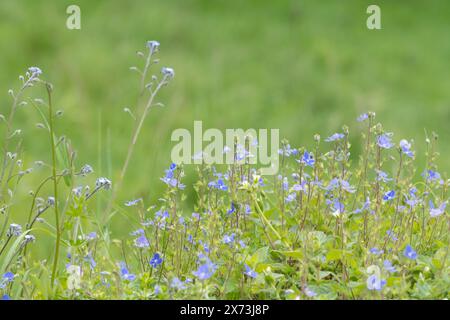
[0,0,449,255]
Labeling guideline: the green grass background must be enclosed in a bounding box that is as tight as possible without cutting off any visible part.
[0,0,449,246]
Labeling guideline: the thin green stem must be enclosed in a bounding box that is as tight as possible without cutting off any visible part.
[46,83,61,288]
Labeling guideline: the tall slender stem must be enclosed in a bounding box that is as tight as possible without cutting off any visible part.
[105,77,166,216]
[46,83,61,287]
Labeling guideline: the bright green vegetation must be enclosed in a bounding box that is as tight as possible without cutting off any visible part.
[0,1,448,299]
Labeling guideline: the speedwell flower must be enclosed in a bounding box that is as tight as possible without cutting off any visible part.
[325,133,345,142]
[150,253,163,268]
[377,133,394,149]
[429,200,446,218]
[399,139,414,158]
[243,264,258,278]
[404,245,417,260]
[383,190,395,201]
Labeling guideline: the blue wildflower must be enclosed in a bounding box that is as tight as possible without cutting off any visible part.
[99,271,110,288]
[325,133,345,142]
[150,253,163,268]
[119,262,136,281]
[370,248,384,255]
[406,188,419,208]
[258,177,265,187]
[329,199,344,217]
[130,228,145,236]
[154,284,161,295]
[243,264,258,278]
[193,262,216,281]
[171,277,186,290]
[130,229,145,236]
[404,245,417,260]
[376,170,393,183]
[304,286,317,297]
[86,232,97,241]
[193,256,217,280]
[28,66,42,78]
[124,198,142,207]
[354,197,370,214]
[423,170,442,183]
[282,177,289,190]
[386,230,398,241]
[299,151,315,167]
[383,260,397,273]
[429,200,446,218]
[227,202,236,215]
[325,178,339,192]
[377,133,394,149]
[235,145,251,161]
[223,233,235,245]
[7,224,22,237]
[3,272,14,281]
[96,177,112,190]
[278,144,298,157]
[161,163,185,189]
[147,40,160,52]
[367,274,386,291]
[209,178,228,191]
[161,67,175,79]
[134,235,150,248]
[292,181,306,192]
[399,140,414,158]
[340,179,356,193]
[1,294,10,300]
[162,211,170,219]
[84,253,97,270]
[383,190,395,201]
[285,193,296,203]
[202,242,210,253]
[357,113,369,122]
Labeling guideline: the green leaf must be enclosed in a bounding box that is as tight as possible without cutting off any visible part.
[56,140,72,187]
[274,249,304,260]
[248,246,269,265]
[326,249,343,261]
[0,230,31,274]
[319,271,333,279]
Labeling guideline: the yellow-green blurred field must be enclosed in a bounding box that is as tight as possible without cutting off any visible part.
[1,0,449,241]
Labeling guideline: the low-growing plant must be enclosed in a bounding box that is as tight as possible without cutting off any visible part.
[0,42,448,300]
